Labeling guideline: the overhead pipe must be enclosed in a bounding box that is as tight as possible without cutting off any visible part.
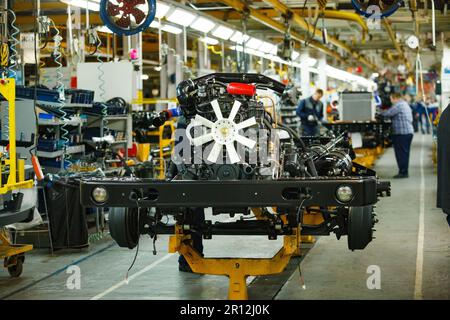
[294,8,368,42]
[382,17,412,72]
[219,0,344,63]
[259,0,377,71]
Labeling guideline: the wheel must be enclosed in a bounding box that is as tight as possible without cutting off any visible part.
[108,208,140,249]
[7,256,23,278]
[347,205,375,250]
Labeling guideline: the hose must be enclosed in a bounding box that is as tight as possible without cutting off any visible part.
[7,9,19,79]
[3,9,20,140]
[96,32,109,136]
[51,20,71,169]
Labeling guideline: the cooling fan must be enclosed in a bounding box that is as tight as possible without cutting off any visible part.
[351,0,402,18]
[186,99,257,164]
[99,0,156,35]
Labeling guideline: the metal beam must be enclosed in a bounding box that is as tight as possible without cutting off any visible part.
[260,0,377,71]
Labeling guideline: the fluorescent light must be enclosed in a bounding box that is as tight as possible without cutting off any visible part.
[299,57,317,67]
[97,26,113,34]
[200,37,219,45]
[259,41,275,53]
[270,46,278,55]
[307,57,317,67]
[325,65,375,88]
[60,0,100,11]
[230,31,249,43]
[141,74,149,80]
[155,1,170,19]
[291,51,299,60]
[212,25,234,40]
[166,8,196,27]
[230,45,244,52]
[161,24,182,34]
[246,37,263,49]
[150,20,160,28]
[190,17,216,33]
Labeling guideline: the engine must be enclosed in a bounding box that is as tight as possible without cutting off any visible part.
[172,73,353,181]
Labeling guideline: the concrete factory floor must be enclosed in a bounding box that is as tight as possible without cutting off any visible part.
[0,134,448,300]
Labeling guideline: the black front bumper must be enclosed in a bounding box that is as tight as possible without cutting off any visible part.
[80,176,388,209]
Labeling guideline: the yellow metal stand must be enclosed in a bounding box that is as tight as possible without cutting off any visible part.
[169,225,300,300]
[0,78,33,193]
[353,145,385,168]
[0,78,34,277]
[136,120,175,179]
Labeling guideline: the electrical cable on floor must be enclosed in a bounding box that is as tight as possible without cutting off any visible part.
[125,199,142,284]
[296,197,307,289]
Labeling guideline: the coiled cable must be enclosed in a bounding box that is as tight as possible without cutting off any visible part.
[7,9,19,79]
[51,20,70,169]
[96,32,109,136]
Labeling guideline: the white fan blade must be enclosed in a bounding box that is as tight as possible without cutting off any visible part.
[226,143,240,164]
[207,142,223,163]
[211,99,223,120]
[235,134,257,149]
[228,100,241,121]
[194,115,214,128]
[235,117,257,130]
[192,133,213,146]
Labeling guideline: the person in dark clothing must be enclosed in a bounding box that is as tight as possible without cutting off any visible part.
[167,115,205,272]
[380,92,415,178]
[416,98,431,134]
[296,88,324,136]
[437,104,450,227]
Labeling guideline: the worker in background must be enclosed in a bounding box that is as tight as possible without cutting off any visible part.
[404,94,418,132]
[416,95,431,134]
[437,103,450,227]
[296,88,324,136]
[426,97,440,135]
[326,99,339,122]
[380,92,414,178]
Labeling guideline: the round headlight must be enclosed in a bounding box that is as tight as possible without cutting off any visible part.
[92,186,108,204]
[336,186,353,203]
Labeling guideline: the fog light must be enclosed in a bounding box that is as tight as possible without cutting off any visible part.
[92,187,108,204]
[336,186,353,203]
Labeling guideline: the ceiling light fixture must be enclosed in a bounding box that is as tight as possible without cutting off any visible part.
[190,17,216,33]
[212,25,234,40]
[166,8,196,27]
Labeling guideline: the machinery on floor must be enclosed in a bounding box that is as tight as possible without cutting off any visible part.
[80,73,391,299]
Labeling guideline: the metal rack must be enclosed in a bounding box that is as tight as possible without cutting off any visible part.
[35,101,90,171]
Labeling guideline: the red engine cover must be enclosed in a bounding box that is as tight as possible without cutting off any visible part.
[226,83,256,96]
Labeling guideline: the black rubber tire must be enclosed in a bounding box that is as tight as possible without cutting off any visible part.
[347,205,374,251]
[7,257,23,278]
[108,208,139,249]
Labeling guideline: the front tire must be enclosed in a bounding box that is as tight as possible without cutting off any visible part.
[108,208,140,249]
[347,205,375,250]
